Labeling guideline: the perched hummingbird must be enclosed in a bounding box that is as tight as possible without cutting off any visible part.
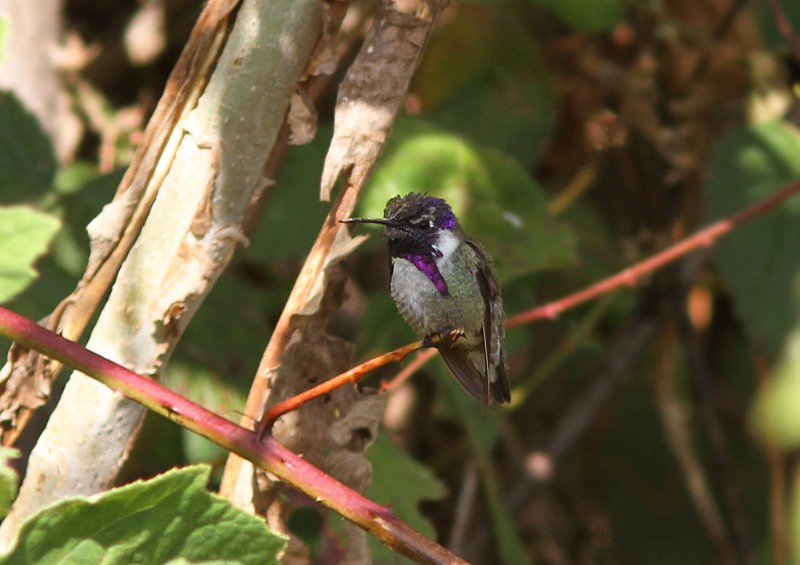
[342,193,510,406]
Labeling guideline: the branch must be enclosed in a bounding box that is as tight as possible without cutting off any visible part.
[652,325,736,563]
[221,2,449,521]
[506,180,800,328]
[766,0,800,64]
[381,181,800,392]
[1,0,327,543]
[260,340,424,431]
[0,306,466,565]
[679,309,755,565]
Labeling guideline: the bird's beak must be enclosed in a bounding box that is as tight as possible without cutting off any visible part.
[339,217,394,227]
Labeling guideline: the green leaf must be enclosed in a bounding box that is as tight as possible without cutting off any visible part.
[0,465,286,565]
[752,317,800,447]
[533,0,624,33]
[0,206,60,303]
[49,168,123,276]
[363,119,577,283]
[752,277,800,447]
[169,271,280,391]
[246,126,332,263]
[0,91,56,202]
[163,364,245,464]
[487,490,533,565]
[703,121,800,354]
[0,16,8,64]
[52,161,105,196]
[414,5,554,167]
[437,372,503,453]
[367,431,447,563]
[355,292,415,361]
[0,448,19,518]
[428,73,554,168]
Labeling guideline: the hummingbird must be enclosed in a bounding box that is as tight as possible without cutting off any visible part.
[342,193,510,406]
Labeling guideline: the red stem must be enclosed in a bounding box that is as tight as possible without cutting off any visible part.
[2,181,797,561]
[0,307,465,565]
[381,181,800,391]
[506,180,800,328]
[258,340,423,433]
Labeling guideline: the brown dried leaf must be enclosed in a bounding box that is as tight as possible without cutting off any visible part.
[306,0,349,77]
[221,5,446,556]
[320,0,447,200]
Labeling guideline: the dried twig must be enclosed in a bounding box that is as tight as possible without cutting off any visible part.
[507,314,661,519]
[220,5,449,556]
[766,0,800,64]
[653,325,736,564]
[0,0,327,545]
[679,309,755,565]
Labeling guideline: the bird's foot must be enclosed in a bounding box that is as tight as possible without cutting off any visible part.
[423,327,466,349]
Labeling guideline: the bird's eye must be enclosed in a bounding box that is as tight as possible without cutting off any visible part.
[419,219,434,230]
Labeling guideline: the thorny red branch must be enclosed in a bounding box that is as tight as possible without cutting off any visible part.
[0,181,798,562]
[257,339,424,434]
[506,180,800,328]
[0,307,465,565]
[383,180,800,393]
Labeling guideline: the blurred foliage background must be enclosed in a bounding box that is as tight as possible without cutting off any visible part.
[2,0,800,563]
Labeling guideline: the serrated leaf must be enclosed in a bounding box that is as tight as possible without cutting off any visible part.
[703,121,800,354]
[362,119,576,283]
[0,206,60,303]
[0,447,19,518]
[0,91,56,202]
[367,431,447,563]
[0,465,286,565]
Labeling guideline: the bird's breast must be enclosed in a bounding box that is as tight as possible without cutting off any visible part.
[390,249,484,336]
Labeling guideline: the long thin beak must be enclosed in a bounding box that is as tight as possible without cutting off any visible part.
[339,217,393,227]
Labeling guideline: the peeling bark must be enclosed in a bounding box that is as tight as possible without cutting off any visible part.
[0,0,324,546]
[219,1,447,560]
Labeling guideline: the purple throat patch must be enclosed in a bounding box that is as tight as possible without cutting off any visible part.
[402,253,449,296]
